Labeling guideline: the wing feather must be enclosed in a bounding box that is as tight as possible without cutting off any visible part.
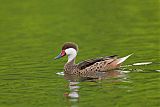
[77,55,118,70]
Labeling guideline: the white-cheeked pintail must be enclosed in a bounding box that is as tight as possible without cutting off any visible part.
[54,42,132,75]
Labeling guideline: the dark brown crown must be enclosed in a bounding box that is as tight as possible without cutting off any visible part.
[62,42,78,51]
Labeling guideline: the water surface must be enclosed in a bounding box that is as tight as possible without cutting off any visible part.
[0,0,159,107]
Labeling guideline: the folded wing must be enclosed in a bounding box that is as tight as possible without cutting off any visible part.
[77,55,118,70]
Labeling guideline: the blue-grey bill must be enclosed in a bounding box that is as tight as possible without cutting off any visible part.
[54,54,61,60]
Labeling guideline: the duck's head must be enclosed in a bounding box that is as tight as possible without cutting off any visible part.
[54,42,78,62]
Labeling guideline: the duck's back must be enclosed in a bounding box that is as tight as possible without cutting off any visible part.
[77,55,121,76]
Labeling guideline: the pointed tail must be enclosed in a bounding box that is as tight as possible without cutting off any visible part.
[117,54,133,65]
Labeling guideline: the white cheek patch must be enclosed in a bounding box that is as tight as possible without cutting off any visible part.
[65,48,77,62]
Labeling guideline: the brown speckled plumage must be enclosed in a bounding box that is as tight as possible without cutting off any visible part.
[64,56,121,75]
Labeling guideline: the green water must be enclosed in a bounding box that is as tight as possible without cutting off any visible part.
[0,0,159,107]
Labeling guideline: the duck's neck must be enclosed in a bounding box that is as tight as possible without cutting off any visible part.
[67,52,77,63]
[64,58,76,74]
[67,58,76,65]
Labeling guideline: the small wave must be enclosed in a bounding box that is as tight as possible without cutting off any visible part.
[121,71,131,73]
[155,70,160,72]
[56,72,64,75]
[121,65,132,67]
[133,62,152,66]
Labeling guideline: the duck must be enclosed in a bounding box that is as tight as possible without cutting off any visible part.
[54,42,132,75]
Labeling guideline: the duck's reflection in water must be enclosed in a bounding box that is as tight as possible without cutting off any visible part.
[64,75,80,107]
[63,70,128,107]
